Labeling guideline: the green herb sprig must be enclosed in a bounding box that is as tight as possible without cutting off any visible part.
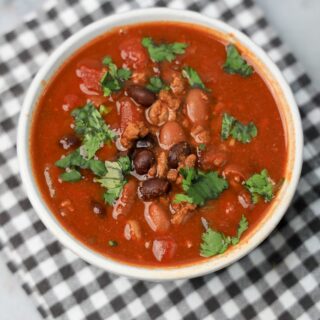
[146,76,169,93]
[182,66,209,91]
[95,156,132,205]
[200,215,248,257]
[221,113,257,143]
[71,102,116,159]
[100,56,131,96]
[223,44,253,77]
[245,169,274,203]
[141,37,187,62]
[174,168,228,206]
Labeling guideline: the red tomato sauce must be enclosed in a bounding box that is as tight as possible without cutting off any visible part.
[30,22,286,266]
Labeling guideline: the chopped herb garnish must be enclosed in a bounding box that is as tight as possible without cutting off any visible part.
[55,149,87,169]
[198,143,206,151]
[55,149,106,179]
[71,103,116,159]
[100,56,131,96]
[221,113,257,143]
[99,104,111,115]
[182,66,208,91]
[245,169,274,203]
[174,168,228,206]
[141,37,187,62]
[60,169,82,182]
[95,156,131,205]
[108,240,118,247]
[146,76,169,93]
[117,155,132,174]
[200,215,248,257]
[223,44,253,77]
[173,194,194,204]
[88,159,107,177]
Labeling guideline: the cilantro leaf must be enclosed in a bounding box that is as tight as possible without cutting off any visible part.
[60,169,82,182]
[101,56,131,96]
[182,66,208,91]
[146,76,169,93]
[88,159,107,177]
[141,37,187,62]
[231,215,249,245]
[198,143,206,151]
[178,168,228,206]
[117,156,132,174]
[173,194,194,204]
[188,171,228,206]
[55,149,106,178]
[221,113,257,143]
[200,215,248,257]
[179,167,197,192]
[200,228,230,257]
[245,169,274,203]
[71,103,116,159]
[55,149,86,169]
[223,44,253,77]
[95,157,131,205]
[221,113,235,140]
[232,122,258,143]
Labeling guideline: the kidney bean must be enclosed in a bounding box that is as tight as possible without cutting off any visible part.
[91,201,106,216]
[145,202,170,234]
[168,141,193,169]
[152,237,177,262]
[133,149,155,175]
[113,180,138,219]
[139,178,171,201]
[159,121,186,150]
[124,220,142,241]
[186,88,210,124]
[127,85,157,107]
[59,134,80,150]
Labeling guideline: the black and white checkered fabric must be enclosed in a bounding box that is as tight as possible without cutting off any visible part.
[0,0,319,319]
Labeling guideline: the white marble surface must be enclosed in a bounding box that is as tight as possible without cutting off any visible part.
[0,1,319,319]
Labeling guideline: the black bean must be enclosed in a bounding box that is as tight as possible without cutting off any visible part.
[59,134,80,150]
[168,141,193,168]
[139,178,171,201]
[133,149,155,175]
[135,134,156,149]
[91,201,106,216]
[127,85,156,107]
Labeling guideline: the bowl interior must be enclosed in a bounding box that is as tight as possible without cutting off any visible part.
[17,8,303,281]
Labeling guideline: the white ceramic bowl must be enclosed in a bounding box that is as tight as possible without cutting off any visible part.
[17,8,303,281]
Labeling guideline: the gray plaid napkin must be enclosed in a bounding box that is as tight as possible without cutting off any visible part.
[0,0,319,319]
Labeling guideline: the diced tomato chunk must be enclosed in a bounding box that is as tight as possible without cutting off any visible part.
[152,237,177,262]
[119,38,148,69]
[76,65,103,93]
[119,97,144,131]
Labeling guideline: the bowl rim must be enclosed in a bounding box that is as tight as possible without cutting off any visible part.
[17,7,303,281]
